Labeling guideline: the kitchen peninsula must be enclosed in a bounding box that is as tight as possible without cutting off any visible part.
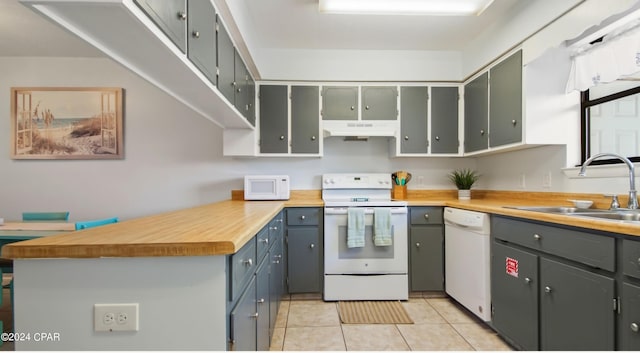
[3,190,640,350]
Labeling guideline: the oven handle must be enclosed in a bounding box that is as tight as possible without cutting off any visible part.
[324,207,408,215]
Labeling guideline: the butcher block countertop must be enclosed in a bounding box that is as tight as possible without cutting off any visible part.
[3,189,640,260]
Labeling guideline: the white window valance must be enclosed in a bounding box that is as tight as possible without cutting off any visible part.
[566,20,640,93]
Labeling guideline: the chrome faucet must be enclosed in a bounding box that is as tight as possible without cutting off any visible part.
[579,153,638,209]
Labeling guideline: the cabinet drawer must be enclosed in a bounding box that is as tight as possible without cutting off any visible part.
[287,208,320,226]
[256,226,269,262]
[229,237,257,302]
[492,217,615,272]
[623,239,640,280]
[410,207,443,225]
[268,213,284,247]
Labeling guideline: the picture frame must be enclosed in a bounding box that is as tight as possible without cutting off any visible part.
[10,87,124,160]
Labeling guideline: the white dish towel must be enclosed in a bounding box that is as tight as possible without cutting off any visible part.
[374,208,393,246]
[347,208,365,248]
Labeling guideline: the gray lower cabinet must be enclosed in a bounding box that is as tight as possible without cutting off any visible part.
[228,212,285,351]
[186,0,216,84]
[229,277,257,351]
[259,85,288,153]
[621,282,640,350]
[361,86,398,120]
[133,0,187,53]
[408,207,443,291]
[321,86,358,120]
[539,257,614,350]
[291,86,320,154]
[489,50,522,148]
[286,208,323,293]
[491,241,539,350]
[430,86,459,154]
[400,86,428,154]
[621,238,640,350]
[491,216,615,350]
[464,72,488,153]
[255,258,270,351]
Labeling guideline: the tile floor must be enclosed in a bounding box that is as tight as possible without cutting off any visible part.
[0,279,513,351]
[270,293,514,351]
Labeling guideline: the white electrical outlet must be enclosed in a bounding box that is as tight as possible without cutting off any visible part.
[94,303,139,332]
[542,171,552,188]
[519,173,526,189]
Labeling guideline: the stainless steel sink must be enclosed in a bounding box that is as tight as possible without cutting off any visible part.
[505,206,610,214]
[506,206,640,223]
[572,211,640,222]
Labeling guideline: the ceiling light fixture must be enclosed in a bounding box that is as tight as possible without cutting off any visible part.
[318,0,495,16]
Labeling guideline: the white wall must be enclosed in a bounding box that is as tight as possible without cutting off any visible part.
[0,57,480,222]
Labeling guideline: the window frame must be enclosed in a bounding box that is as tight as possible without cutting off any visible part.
[580,85,640,166]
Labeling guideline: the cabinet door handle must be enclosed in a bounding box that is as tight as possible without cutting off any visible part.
[192,30,200,38]
[524,277,532,284]
[309,243,315,249]
[631,323,639,332]
[365,105,370,110]
[269,226,278,231]
[415,242,420,248]
[249,312,259,319]
[511,119,517,126]
[637,257,640,265]
[350,106,355,110]
[404,135,409,141]
[544,286,552,293]
[243,258,253,266]
[480,129,485,136]
[177,11,187,20]
[300,215,306,220]
[237,88,242,93]
[435,136,440,141]
[311,136,316,141]
[260,238,269,244]
[424,214,429,220]
[280,135,285,140]
[533,234,541,240]
[257,298,265,304]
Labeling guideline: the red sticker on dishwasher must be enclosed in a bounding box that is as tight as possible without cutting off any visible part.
[506,257,518,278]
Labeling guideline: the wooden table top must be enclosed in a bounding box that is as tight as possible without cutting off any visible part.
[3,189,639,260]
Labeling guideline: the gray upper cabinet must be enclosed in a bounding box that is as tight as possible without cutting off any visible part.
[235,51,249,118]
[490,50,523,147]
[259,85,288,153]
[362,86,398,120]
[431,87,459,154]
[186,0,216,84]
[134,0,187,53]
[216,15,235,105]
[400,86,428,154]
[291,86,320,154]
[464,72,488,153]
[321,86,358,120]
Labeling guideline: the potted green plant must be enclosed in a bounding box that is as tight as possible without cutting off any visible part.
[448,168,480,200]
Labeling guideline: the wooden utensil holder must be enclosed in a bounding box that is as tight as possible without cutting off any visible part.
[392,185,407,200]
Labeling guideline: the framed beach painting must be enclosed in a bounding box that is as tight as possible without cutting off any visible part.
[10,87,124,159]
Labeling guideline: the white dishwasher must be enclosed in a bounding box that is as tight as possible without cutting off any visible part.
[444,207,491,322]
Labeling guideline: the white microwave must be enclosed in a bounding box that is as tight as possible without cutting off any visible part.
[244,175,290,200]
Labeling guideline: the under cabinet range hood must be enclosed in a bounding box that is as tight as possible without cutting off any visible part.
[322,120,399,138]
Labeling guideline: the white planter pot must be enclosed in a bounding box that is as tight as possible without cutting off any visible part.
[458,189,471,200]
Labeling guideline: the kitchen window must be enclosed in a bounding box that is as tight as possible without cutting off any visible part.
[581,78,640,165]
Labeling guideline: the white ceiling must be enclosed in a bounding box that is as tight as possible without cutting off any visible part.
[2,0,526,57]
[230,0,526,51]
